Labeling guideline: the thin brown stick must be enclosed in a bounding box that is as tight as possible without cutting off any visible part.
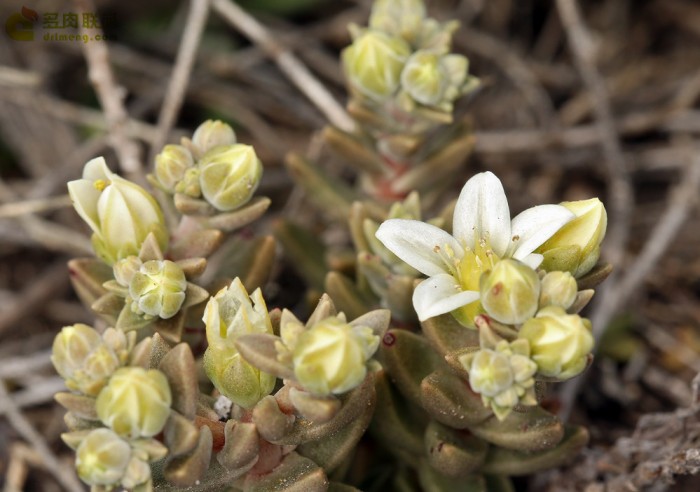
[556,0,634,269]
[0,195,72,218]
[75,0,144,182]
[0,382,84,492]
[211,0,355,132]
[149,0,210,160]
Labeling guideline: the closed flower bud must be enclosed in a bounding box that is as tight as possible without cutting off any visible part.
[400,50,452,106]
[191,119,237,157]
[369,0,426,44]
[537,198,607,278]
[75,428,131,486]
[479,259,540,325]
[518,306,594,380]
[342,29,410,101]
[67,157,168,264]
[154,144,194,193]
[291,317,380,396]
[539,271,578,310]
[128,260,187,319]
[203,278,276,408]
[459,339,537,420]
[198,144,262,212]
[96,367,172,439]
[51,324,122,397]
[113,256,143,287]
[175,167,202,198]
[120,456,152,489]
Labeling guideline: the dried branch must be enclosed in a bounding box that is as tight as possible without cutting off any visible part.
[0,382,84,492]
[75,0,144,182]
[211,0,355,132]
[149,0,211,160]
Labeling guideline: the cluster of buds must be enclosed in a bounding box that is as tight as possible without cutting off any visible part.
[150,119,264,215]
[376,171,607,418]
[342,0,477,131]
[52,324,174,490]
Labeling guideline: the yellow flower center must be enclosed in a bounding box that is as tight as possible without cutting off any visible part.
[93,179,110,191]
[451,237,500,327]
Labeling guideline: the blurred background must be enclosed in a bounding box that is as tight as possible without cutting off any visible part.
[0,0,699,490]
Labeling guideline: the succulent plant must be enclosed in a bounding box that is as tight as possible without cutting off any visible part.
[52,1,615,489]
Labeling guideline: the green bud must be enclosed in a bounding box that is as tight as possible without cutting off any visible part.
[51,324,123,397]
[518,306,594,380]
[203,278,276,408]
[539,271,578,310]
[400,50,448,106]
[96,367,172,439]
[342,29,411,101]
[175,167,202,198]
[128,259,187,319]
[75,428,131,486]
[369,0,426,44]
[154,144,194,193]
[120,456,152,489]
[191,119,237,157]
[67,157,168,264]
[113,256,142,287]
[291,316,380,396]
[479,259,540,325]
[198,144,263,212]
[537,198,607,278]
[459,339,537,420]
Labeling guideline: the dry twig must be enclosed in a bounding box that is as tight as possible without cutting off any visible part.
[211,0,354,132]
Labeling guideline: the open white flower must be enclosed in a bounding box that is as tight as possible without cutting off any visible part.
[375,172,575,327]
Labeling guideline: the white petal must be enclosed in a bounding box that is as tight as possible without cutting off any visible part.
[82,156,113,181]
[521,253,543,269]
[412,274,481,321]
[67,179,102,234]
[375,219,463,277]
[453,172,511,256]
[508,205,575,260]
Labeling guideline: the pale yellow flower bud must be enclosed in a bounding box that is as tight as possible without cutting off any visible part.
[369,0,426,44]
[113,256,142,287]
[67,157,168,264]
[203,278,276,408]
[401,50,468,107]
[292,317,380,396]
[128,259,187,319]
[51,324,122,397]
[342,29,410,101]
[198,144,263,212]
[537,198,607,278]
[96,367,172,439]
[154,144,194,193]
[120,456,152,489]
[459,339,537,420]
[191,119,237,157]
[479,259,540,325]
[75,428,131,486]
[539,271,578,310]
[518,306,594,380]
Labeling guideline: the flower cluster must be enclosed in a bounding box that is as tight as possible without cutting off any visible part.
[342,0,478,133]
[52,324,171,490]
[151,119,263,213]
[377,171,605,418]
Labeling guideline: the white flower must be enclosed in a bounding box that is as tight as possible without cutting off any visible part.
[67,157,168,264]
[375,172,574,326]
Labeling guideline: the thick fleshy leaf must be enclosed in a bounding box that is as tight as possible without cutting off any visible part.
[507,205,574,260]
[376,219,462,277]
[453,172,511,256]
[413,274,480,321]
[424,420,488,477]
